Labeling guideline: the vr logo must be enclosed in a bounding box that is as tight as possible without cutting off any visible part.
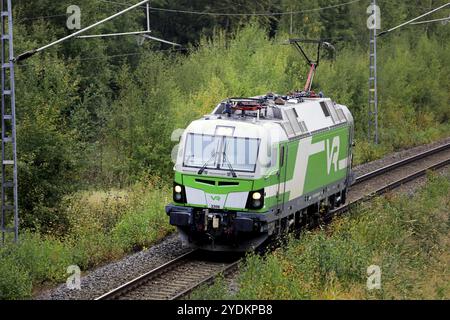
[210,195,221,201]
[326,136,340,175]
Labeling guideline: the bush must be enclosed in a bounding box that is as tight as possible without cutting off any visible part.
[188,275,231,300]
[8,232,74,284]
[0,231,73,299]
[112,183,174,251]
[0,254,33,300]
[65,178,174,265]
[353,140,389,165]
[0,177,176,299]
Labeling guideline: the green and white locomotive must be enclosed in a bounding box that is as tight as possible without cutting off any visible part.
[165,40,355,251]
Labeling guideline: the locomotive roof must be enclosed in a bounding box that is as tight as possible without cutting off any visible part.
[195,95,353,139]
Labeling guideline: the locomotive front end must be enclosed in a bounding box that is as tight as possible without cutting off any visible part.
[165,119,282,251]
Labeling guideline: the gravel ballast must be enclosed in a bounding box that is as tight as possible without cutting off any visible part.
[36,137,450,300]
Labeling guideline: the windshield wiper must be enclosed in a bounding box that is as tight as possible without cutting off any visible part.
[198,152,217,175]
[222,142,237,177]
[198,141,237,177]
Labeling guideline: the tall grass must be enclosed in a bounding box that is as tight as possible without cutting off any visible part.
[0,177,174,299]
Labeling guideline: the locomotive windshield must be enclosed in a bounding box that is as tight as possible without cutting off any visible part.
[183,133,260,173]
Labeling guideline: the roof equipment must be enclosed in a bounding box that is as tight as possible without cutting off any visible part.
[288,39,335,97]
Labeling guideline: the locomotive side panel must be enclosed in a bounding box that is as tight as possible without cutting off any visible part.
[303,125,351,195]
[272,125,351,203]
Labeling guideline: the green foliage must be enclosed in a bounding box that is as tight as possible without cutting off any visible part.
[101,55,183,182]
[353,140,389,165]
[174,25,303,121]
[0,178,173,299]
[0,254,33,300]
[8,232,74,283]
[111,182,174,251]
[64,177,174,267]
[189,274,231,300]
[0,231,73,300]
[143,0,278,44]
[15,54,81,233]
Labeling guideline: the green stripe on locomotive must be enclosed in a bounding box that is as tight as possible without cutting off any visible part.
[303,125,350,194]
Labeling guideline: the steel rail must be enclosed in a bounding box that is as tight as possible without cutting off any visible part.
[354,142,450,185]
[170,260,241,300]
[94,249,197,300]
[328,157,450,220]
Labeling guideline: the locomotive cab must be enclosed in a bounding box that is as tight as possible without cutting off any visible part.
[166,116,287,251]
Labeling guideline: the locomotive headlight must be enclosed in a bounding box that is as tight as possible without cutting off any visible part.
[246,189,264,210]
[173,183,186,203]
[252,192,262,200]
[174,192,182,201]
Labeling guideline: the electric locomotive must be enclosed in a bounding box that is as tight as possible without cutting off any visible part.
[165,40,355,251]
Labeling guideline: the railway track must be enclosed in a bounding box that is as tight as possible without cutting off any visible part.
[325,142,450,221]
[348,141,450,203]
[95,250,240,300]
[95,142,450,301]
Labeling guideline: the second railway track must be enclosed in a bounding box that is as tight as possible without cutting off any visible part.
[349,141,450,202]
[95,142,450,301]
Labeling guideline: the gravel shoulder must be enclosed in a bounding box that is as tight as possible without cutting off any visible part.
[36,137,450,300]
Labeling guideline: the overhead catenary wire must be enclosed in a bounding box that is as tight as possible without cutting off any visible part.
[410,15,450,25]
[11,0,368,67]
[18,0,436,23]
[96,0,363,16]
[18,14,67,22]
[15,0,152,62]
[377,2,450,36]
